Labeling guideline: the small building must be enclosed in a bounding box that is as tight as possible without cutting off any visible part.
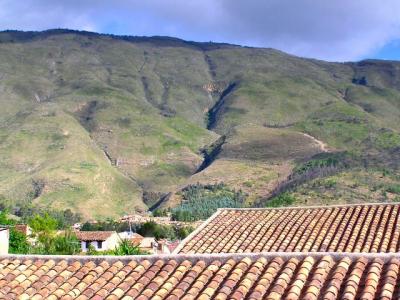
[0,227,9,254]
[118,232,159,253]
[129,233,144,245]
[76,231,120,252]
[138,237,158,253]
[14,224,32,236]
[156,239,180,254]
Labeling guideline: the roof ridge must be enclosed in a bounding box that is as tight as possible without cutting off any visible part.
[218,201,400,211]
[2,251,400,264]
[77,230,116,233]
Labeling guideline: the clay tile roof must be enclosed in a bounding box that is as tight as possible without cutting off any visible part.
[75,231,116,241]
[1,252,400,299]
[14,224,29,235]
[175,202,400,254]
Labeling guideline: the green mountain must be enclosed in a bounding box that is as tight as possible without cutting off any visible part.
[0,29,399,219]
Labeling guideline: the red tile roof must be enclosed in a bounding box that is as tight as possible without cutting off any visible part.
[75,231,116,241]
[176,202,400,254]
[1,252,400,299]
[14,224,29,235]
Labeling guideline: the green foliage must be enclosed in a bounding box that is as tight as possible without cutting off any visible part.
[111,239,147,255]
[322,178,337,188]
[0,211,29,254]
[53,232,80,255]
[0,211,13,225]
[29,213,58,253]
[29,213,58,234]
[9,203,81,229]
[9,229,30,254]
[81,220,193,240]
[171,183,246,221]
[386,184,400,194]
[86,239,147,256]
[266,193,296,208]
[294,153,346,175]
[137,221,176,240]
[176,226,194,240]
[86,244,98,256]
[2,30,400,217]
[0,210,79,254]
[152,209,169,217]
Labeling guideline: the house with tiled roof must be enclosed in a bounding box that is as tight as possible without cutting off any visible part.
[175,202,400,254]
[2,201,400,299]
[75,231,120,252]
[1,252,400,299]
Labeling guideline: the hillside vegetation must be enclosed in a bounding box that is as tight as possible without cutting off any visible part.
[0,29,399,218]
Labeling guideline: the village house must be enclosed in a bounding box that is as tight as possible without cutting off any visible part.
[119,231,158,253]
[127,232,143,245]
[157,239,180,254]
[76,230,166,254]
[75,231,120,252]
[0,227,9,254]
[118,232,178,254]
[3,201,400,299]
[137,236,157,253]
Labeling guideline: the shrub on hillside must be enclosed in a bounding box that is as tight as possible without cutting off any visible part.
[171,183,246,221]
[265,193,296,208]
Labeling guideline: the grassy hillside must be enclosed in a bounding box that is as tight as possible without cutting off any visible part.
[0,29,399,218]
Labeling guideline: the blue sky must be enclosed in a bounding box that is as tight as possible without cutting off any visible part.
[373,40,400,61]
[0,0,399,62]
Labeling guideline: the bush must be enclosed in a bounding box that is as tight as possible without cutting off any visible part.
[0,210,80,255]
[386,184,400,194]
[266,193,296,208]
[86,239,147,256]
[9,229,30,254]
[112,239,146,255]
[171,183,246,221]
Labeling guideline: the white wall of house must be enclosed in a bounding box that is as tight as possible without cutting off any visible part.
[80,233,120,252]
[0,229,9,254]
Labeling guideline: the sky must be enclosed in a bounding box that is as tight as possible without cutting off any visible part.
[0,0,399,62]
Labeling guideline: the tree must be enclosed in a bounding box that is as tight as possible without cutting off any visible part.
[29,213,58,233]
[0,211,30,254]
[9,229,30,254]
[29,213,58,253]
[0,211,12,225]
[51,231,80,255]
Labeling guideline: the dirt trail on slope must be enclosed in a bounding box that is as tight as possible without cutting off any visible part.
[302,133,329,152]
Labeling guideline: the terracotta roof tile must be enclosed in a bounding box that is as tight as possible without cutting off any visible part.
[176,202,400,254]
[8,253,400,300]
[75,231,116,241]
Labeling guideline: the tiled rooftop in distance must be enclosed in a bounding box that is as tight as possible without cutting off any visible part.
[176,202,400,254]
[75,231,115,241]
[1,252,400,299]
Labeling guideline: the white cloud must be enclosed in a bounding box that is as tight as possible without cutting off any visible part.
[0,0,400,61]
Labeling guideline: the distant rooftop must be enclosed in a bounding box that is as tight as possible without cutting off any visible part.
[175,202,400,254]
[75,231,116,241]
